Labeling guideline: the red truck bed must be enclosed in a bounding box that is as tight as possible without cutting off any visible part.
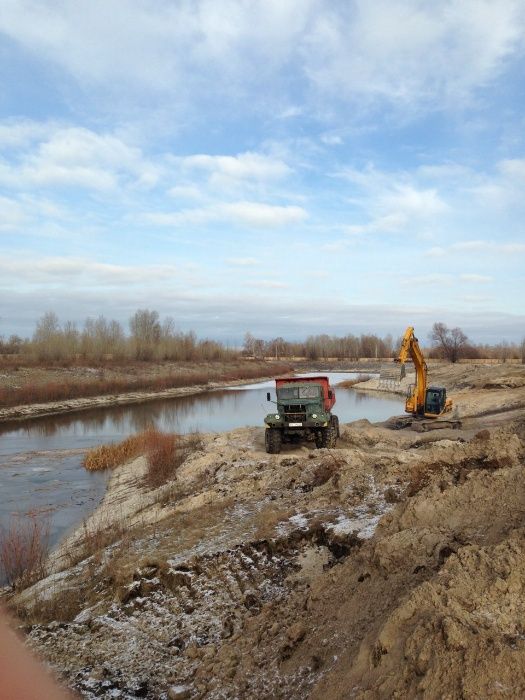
[275,376,336,412]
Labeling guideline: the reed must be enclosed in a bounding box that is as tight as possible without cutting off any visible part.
[338,374,372,388]
[0,362,293,408]
[83,428,203,488]
[0,515,51,590]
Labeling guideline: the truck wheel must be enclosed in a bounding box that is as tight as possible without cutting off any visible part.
[265,428,282,454]
[333,415,340,438]
[318,424,337,449]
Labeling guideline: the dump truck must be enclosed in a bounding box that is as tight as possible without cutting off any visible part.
[264,376,339,453]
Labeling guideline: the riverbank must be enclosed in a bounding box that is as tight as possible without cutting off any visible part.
[5,362,525,699]
[0,360,292,424]
[0,360,387,425]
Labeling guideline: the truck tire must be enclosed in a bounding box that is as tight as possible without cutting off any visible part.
[333,415,340,437]
[318,423,337,449]
[265,428,282,454]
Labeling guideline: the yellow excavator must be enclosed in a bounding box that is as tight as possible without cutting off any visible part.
[396,326,453,418]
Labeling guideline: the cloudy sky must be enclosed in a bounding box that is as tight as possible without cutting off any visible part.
[1,0,524,343]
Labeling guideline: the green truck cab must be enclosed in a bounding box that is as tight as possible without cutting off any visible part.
[264,376,339,453]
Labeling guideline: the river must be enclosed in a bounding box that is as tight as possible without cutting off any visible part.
[0,373,401,549]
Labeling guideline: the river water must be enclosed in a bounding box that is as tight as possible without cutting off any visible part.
[0,373,401,549]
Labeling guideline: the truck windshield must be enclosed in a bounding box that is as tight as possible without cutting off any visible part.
[277,385,321,399]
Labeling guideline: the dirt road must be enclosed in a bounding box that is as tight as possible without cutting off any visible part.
[8,362,525,699]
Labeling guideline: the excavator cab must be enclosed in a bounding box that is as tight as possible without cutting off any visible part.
[424,386,447,417]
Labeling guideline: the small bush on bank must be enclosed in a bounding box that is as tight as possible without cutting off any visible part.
[0,515,50,590]
[143,429,178,487]
[83,428,203,488]
[83,434,147,471]
[338,374,372,388]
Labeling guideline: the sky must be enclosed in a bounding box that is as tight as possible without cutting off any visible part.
[1,0,525,344]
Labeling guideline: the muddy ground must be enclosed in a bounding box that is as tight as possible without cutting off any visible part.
[6,362,525,699]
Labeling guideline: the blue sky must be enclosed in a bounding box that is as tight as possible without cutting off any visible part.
[1,0,524,343]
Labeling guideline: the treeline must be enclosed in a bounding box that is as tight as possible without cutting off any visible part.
[1,310,236,363]
[244,327,525,363]
[1,313,524,364]
[243,332,397,360]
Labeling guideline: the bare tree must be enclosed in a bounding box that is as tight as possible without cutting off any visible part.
[430,322,468,363]
[243,332,256,357]
[32,311,63,361]
[129,309,161,360]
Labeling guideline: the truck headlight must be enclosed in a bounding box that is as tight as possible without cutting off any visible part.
[275,414,280,419]
[312,414,317,419]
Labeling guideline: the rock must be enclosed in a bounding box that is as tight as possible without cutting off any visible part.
[286,622,307,644]
[116,580,141,604]
[442,617,467,651]
[167,685,193,700]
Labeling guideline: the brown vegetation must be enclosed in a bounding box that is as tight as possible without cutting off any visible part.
[84,428,203,488]
[0,362,292,408]
[338,374,372,388]
[0,515,50,590]
[83,434,147,471]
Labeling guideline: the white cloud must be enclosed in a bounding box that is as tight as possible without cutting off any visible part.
[425,246,446,257]
[303,0,525,109]
[226,257,258,266]
[345,212,408,235]
[145,201,307,228]
[379,184,447,218]
[1,0,522,117]
[0,196,29,229]
[339,165,448,235]
[168,185,204,200]
[6,286,523,342]
[0,124,160,192]
[460,273,493,283]
[245,279,289,289]
[425,240,525,256]
[0,255,184,285]
[220,201,306,227]
[0,120,56,148]
[401,273,454,286]
[498,158,525,179]
[320,133,343,146]
[182,152,291,187]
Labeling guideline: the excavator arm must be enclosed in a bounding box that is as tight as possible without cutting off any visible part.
[396,326,428,414]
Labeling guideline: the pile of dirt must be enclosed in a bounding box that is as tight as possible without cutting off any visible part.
[6,364,525,699]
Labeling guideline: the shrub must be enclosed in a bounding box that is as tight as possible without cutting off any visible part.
[142,429,178,487]
[83,428,203,487]
[0,515,50,590]
[338,374,371,388]
[83,434,146,471]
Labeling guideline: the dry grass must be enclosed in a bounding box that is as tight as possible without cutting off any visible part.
[83,434,147,471]
[338,373,372,388]
[83,428,203,489]
[143,429,178,487]
[0,515,51,590]
[0,361,292,408]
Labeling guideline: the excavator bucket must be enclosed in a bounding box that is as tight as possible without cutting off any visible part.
[378,363,405,390]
